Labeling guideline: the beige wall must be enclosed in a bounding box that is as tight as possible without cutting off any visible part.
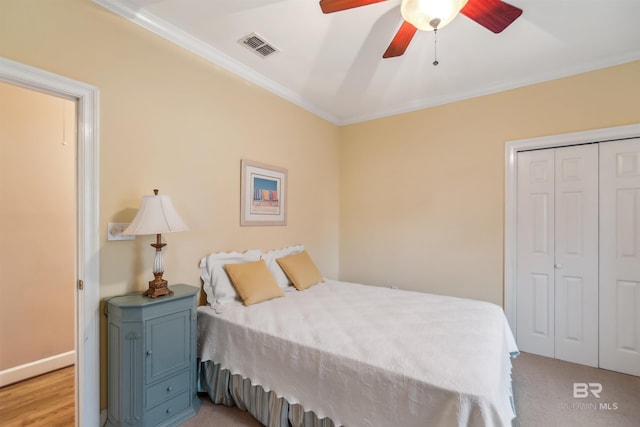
[1,0,340,407]
[340,61,640,305]
[0,82,76,370]
[0,0,340,291]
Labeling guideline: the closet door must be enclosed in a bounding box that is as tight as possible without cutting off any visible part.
[554,145,598,367]
[516,145,598,365]
[600,138,640,376]
[516,149,555,358]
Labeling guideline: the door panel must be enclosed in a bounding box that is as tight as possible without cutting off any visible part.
[616,189,639,257]
[616,281,639,351]
[532,194,550,254]
[560,276,583,341]
[517,149,555,357]
[554,144,598,367]
[145,310,190,383]
[600,138,640,376]
[532,274,551,336]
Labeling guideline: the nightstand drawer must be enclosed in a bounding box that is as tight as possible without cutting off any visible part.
[146,369,190,409]
[145,390,190,426]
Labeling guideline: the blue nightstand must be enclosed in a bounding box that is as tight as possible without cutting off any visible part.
[106,284,200,426]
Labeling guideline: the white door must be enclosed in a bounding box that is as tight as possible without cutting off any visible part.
[516,145,599,366]
[600,138,640,376]
[517,149,555,358]
[554,145,598,367]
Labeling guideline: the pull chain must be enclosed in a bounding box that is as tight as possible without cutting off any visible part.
[429,18,440,67]
[433,28,439,66]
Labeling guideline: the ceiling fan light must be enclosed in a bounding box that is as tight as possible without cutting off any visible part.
[401,0,469,31]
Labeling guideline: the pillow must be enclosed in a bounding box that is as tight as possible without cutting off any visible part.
[199,249,262,306]
[262,244,304,289]
[224,260,284,306]
[276,250,324,290]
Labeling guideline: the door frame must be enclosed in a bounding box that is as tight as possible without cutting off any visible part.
[0,57,100,426]
[504,123,640,334]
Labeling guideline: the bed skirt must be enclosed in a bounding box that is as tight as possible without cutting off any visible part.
[197,360,336,427]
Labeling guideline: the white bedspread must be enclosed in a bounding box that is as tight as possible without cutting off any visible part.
[198,280,518,427]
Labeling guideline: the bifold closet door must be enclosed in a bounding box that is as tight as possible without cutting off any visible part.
[599,138,640,377]
[516,144,598,366]
[554,145,598,367]
[517,148,555,358]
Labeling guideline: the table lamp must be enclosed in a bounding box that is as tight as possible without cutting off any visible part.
[123,189,189,298]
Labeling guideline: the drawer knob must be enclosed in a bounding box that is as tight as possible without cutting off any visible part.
[166,408,172,414]
[166,386,173,392]
[146,350,152,356]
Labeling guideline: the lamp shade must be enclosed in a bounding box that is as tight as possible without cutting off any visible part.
[123,191,189,235]
[401,0,469,31]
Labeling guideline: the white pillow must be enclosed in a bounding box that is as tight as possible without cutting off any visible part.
[261,244,304,289]
[199,249,262,305]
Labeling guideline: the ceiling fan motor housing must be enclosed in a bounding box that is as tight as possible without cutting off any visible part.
[400,0,470,31]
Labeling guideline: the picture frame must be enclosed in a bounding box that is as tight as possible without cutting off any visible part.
[240,159,287,226]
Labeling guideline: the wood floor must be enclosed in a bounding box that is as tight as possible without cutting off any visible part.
[0,366,75,427]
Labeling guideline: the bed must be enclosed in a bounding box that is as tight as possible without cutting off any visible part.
[197,247,519,427]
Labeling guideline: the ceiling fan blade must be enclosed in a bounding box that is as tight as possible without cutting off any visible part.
[319,0,387,14]
[383,21,417,58]
[460,0,523,33]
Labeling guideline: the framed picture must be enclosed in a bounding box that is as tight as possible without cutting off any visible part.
[240,159,287,226]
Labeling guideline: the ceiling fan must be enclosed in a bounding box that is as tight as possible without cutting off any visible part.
[319,0,523,58]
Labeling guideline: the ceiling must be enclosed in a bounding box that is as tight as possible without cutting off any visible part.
[94,0,640,125]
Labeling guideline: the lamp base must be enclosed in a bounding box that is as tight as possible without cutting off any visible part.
[143,273,173,298]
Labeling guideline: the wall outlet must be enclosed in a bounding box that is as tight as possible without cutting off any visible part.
[107,223,134,241]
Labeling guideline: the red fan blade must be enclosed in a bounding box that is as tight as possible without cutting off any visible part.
[461,0,522,33]
[383,21,417,58]
[319,0,387,14]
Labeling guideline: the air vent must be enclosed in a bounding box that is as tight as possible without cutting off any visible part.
[239,33,279,58]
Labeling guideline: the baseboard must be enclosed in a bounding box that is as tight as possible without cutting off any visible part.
[0,351,75,387]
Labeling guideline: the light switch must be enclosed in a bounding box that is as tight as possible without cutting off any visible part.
[108,223,135,241]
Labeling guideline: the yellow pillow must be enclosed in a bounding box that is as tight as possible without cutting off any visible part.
[224,260,283,306]
[276,250,323,290]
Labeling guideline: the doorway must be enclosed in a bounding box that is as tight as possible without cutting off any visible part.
[0,58,100,426]
[0,82,76,387]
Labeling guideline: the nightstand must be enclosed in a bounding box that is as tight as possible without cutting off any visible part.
[106,284,200,427]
